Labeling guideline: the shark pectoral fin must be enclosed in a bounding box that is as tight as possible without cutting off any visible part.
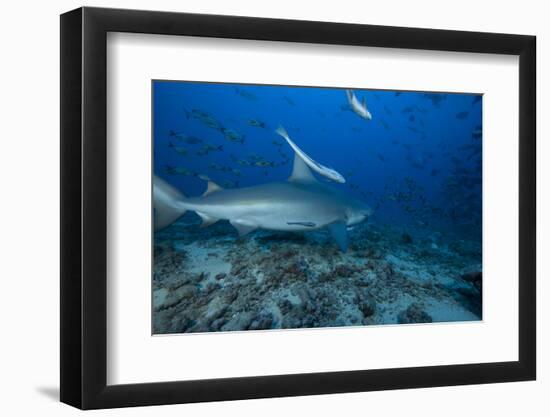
[230,219,257,237]
[328,221,348,252]
[197,212,219,228]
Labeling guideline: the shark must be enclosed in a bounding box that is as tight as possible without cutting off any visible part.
[154,153,373,251]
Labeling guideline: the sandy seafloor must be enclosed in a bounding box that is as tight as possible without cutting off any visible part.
[153,213,482,334]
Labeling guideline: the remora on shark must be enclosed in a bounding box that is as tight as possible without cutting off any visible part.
[154,153,372,252]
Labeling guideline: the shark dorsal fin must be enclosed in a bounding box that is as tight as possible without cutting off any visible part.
[288,153,317,183]
[202,181,223,196]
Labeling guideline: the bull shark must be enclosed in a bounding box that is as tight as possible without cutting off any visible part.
[154,153,373,251]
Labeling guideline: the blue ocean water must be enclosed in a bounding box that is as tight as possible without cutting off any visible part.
[152,80,483,333]
[153,81,482,241]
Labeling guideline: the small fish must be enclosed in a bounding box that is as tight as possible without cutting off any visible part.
[209,163,233,172]
[283,96,295,106]
[346,90,372,120]
[168,142,188,155]
[184,109,224,131]
[401,106,414,114]
[458,144,479,152]
[169,130,203,144]
[472,125,482,140]
[423,93,447,107]
[202,116,223,130]
[248,119,266,128]
[235,87,258,101]
[254,160,274,168]
[164,165,196,177]
[287,221,316,228]
[416,106,428,115]
[275,157,290,167]
[220,179,239,188]
[456,111,469,119]
[202,143,224,152]
[379,119,390,130]
[377,153,386,162]
[395,92,402,97]
[209,162,223,171]
[231,156,252,167]
[184,109,210,120]
[222,128,245,144]
[407,155,425,170]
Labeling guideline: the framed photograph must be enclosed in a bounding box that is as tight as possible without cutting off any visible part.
[60,7,536,409]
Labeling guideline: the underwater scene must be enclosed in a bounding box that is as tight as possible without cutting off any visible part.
[152,80,482,334]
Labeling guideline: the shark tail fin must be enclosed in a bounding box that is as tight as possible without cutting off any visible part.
[153,175,187,231]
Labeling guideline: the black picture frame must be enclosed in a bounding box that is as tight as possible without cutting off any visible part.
[60,6,536,410]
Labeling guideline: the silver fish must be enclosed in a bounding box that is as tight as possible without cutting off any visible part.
[275,125,345,183]
[346,89,372,120]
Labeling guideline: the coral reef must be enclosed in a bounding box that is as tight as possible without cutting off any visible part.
[153,213,482,334]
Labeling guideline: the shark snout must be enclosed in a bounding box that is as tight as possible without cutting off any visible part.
[346,208,372,226]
